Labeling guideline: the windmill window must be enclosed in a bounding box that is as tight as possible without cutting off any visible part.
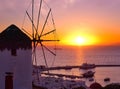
[11,49,17,56]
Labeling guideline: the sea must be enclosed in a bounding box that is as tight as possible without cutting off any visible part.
[36,45,120,87]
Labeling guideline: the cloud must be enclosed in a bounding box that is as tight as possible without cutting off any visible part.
[45,0,77,9]
[65,0,76,4]
[0,0,31,29]
[63,0,76,8]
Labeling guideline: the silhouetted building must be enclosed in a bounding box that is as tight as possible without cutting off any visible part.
[0,24,32,89]
[90,82,102,89]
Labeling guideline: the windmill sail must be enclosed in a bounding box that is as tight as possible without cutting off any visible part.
[22,0,59,82]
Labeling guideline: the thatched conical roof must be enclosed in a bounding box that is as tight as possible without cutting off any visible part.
[0,24,32,50]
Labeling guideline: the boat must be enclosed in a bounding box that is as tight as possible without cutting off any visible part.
[89,78,94,82]
[82,71,95,78]
[104,78,110,82]
[64,65,72,70]
[80,63,96,70]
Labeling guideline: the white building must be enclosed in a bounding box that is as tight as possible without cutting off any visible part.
[0,24,32,89]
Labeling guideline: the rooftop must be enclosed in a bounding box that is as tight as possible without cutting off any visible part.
[0,24,32,50]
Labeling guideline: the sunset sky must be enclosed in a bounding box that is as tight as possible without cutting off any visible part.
[0,0,120,46]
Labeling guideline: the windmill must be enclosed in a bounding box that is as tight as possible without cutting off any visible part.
[21,0,59,81]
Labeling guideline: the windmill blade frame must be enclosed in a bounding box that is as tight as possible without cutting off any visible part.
[22,0,59,82]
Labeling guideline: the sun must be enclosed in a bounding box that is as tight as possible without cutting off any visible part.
[74,36,86,45]
[61,34,98,46]
[73,35,98,46]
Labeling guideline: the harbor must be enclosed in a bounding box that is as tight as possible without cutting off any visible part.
[35,64,120,71]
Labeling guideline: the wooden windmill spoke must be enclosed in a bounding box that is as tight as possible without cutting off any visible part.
[33,42,37,64]
[40,39,60,42]
[40,43,49,69]
[32,42,38,54]
[32,0,34,38]
[40,8,51,37]
[42,44,56,56]
[40,29,56,37]
[21,28,32,38]
[36,0,42,32]
[32,39,59,42]
[26,11,39,37]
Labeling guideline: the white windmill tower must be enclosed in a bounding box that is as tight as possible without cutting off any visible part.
[0,24,32,89]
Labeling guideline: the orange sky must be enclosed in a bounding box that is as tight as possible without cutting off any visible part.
[0,0,120,46]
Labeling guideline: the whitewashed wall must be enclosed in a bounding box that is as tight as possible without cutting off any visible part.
[0,49,32,89]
